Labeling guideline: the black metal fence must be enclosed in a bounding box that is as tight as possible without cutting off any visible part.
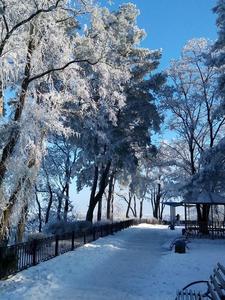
[0,219,141,280]
[184,220,225,239]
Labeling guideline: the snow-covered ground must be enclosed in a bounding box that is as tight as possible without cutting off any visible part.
[1,224,225,300]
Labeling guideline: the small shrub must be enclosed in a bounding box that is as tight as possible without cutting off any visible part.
[43,220,92,236]
[94,220,112,227]
[0,238,8,247]
[76,220,92,233]
[26,232,47,254]
[27,232,47,242]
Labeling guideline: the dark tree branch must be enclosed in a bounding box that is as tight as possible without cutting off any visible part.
[2,15,9,33]
[28,57,102,83]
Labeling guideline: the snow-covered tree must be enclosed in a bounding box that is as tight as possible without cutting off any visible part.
[0,0,165,239]
[181,1,225,231]
[162,38,225,233]
[71,4,163,222]
[213,0,225,100]
[35,134,79,227]
[0,0,99,241]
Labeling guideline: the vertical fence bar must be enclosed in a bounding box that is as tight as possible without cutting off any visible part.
[32,240,37,266]
[84,232,86,244]
[71,231,75,250]
[0,246,6,279]
[55,235,59,256]
[100,226,103,237]
[107,225,109,235]
[110,224,113,235]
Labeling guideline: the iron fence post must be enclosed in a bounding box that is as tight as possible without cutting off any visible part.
[55,235,59,256]
[111,224,113,235]
[100,226,103,237]
[71,231,75,250]
[32,240,37,266]
[0,246,4,278]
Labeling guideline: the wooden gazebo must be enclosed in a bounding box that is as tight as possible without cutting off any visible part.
[183,191,225,238]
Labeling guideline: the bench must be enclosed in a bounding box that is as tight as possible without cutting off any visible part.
[176,263,225,300]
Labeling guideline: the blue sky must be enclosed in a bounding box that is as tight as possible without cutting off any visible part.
[104,0,217,70]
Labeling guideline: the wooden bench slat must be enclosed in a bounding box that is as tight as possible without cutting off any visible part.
[210,274,225,298]
[176,290,203,300]
[176,290,183,300]
[176,263,225,300]
[207,282,220,300]
[218,263,225,277]
[189,290,194,300]
[213,268,225,289]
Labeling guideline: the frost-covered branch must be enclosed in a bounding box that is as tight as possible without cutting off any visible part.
[0,0,63,56]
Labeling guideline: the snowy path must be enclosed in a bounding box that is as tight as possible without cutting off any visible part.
[1,224,225,300]
[0,224,175,300]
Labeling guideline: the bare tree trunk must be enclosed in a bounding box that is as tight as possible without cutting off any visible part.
[197,204,210,234]
[159,202,165,220]
[107,173,114,219]
[16,204,28,243]
[111,177,115,220]
[97,198,102,221]
[86,161,111,222]
[44,163,54,224]
[57,196,62,221]
[0,24,35,188]
[35,186,42,232]
[156,183,161,219]
[189,140,196,176]
[139,199,144,219]
[151,183,162,220]
[0,159,35,240]
[86,166,98,222]
[133,195,137,218]
[57,182,68,221]
[63,183,69,222]
[0,78,3,116]
[0,26,36,240]
[63,153,71,222]
[125,191,132,218]
[45,185,53,224]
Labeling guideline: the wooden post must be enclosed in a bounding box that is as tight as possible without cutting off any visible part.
[170,205,176,226]
[211,205,214,240]
[184,204,187,231]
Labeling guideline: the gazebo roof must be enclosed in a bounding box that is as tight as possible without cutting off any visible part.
[163,201,184,207]
[184,191,225,205]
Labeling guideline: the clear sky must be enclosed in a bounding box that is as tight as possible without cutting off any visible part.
[103,0,217,70]
[75,0,219,217]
